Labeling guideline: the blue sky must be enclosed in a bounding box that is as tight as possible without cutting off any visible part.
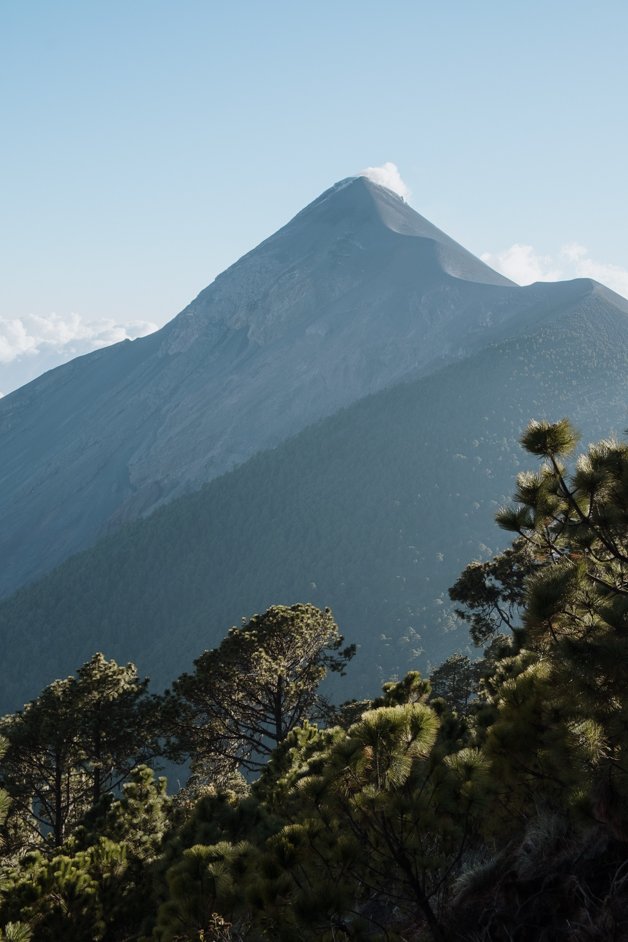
[1,0,627,392]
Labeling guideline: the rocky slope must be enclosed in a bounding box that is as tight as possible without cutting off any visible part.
[1,176,627,604]
[1,277,628,711]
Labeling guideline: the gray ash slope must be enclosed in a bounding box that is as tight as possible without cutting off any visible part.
[1,283,628,713]
[1,176,628,601]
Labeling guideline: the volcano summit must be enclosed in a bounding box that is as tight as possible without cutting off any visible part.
[1,177,627,601]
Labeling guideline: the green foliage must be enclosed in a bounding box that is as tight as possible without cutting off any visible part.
[0,923,31,942]
[254,720,343,812]
[0,744,29,942]
[151,659,493,939]
[74,653,163,803]
[77,765,170,859]
[448,538,533,645]
[0,654,161,850]
[0,838,127,941]
[373,669,431,707]
[0,678,89,849]
[153,841,252,942]
[519,416,580,457]
[0,767,170,941]
[0,738,11,846]
[4,318,628,718]
[443,420,628,936]
[429,653,481,713]
[169,604,354,777]
[235,698,488,940]
[451,420,628,835]
[4,418,628,940]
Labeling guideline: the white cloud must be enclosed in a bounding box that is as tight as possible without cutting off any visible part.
[558,245,628,299]
[359,162,410,200]
[0,312,158,395]
[560,242,588,263]
[480,244,562,285]
[481,243,628,300]
[0,312,157,364]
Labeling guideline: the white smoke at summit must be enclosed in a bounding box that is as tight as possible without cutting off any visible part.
[359,162,410,200]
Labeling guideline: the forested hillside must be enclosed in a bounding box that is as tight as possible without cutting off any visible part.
[3,175,627,605]
[2,420,628,941]
[2,298,627,713]
[0,176,518,598]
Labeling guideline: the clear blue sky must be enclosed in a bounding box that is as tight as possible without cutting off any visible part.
[1,0,627,387]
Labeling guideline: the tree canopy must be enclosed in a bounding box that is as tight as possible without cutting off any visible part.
[0,654,160,849]
[3,419,628,940]
[170,604,355,776]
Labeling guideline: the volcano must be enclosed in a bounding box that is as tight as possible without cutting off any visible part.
[1,176,627,604]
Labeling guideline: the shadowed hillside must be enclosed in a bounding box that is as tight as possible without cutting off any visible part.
[4,178,626,601]
[2,288,627,712]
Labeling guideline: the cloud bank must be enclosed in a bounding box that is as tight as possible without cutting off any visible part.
[359,162,410,200]
[0,312,158,395]
[482,243,628,300]
[0,312,157,364]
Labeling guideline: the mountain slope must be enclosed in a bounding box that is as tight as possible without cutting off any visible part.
[0,175,589,598]
[1,282,627,712]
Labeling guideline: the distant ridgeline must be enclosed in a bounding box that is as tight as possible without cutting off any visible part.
[0,176,627,710]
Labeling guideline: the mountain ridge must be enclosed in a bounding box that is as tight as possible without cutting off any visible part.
[1,177,627,600]
[2,298,628,713]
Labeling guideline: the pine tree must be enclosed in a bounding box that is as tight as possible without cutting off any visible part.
[0,768,170,942]
[490,419,628,833]
[0,654,161,849]
[73,653,162,804]
[245,693,487,941]
[170,604,354,776]
[0,678,88,848]
[429,653,481,713]
[448,537,533,645]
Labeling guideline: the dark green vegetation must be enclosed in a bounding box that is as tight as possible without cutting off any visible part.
[0,655,162,849]
[2,420,628,940]
[2,299,628,714]
[170,604,354,775]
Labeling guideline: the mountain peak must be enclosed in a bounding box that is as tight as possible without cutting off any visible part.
[165,175,514,355]
[199,174,515,313]
[5,170,617,598]
[301,173,404,208]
